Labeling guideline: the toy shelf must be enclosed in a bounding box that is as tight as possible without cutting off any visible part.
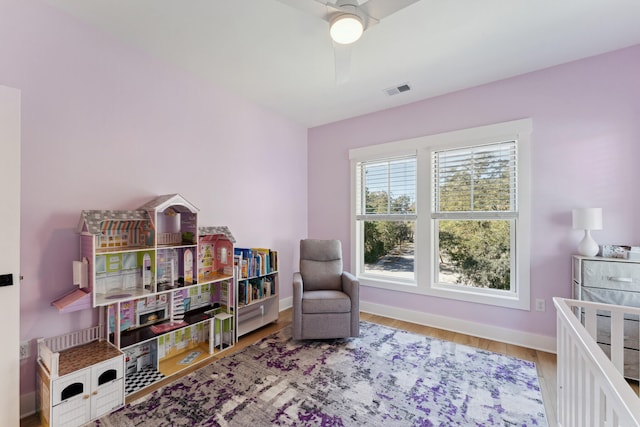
[115,306,214,349]
[95,287,155,308]
[95,245,153,254]
[92,247,157,307]
[158,341,212,377]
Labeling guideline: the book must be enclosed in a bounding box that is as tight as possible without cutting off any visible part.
[252,248,271,274]
[235,248,253,278]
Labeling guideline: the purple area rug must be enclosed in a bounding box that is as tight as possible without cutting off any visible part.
[93,321,547,426]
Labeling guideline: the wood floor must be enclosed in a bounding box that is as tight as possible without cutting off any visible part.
[21,308,558,427]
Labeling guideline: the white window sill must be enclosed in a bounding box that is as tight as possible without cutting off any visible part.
[359,276,530,311]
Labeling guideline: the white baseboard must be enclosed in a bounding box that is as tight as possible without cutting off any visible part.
[279,296,292,311]
[360,301,556,354]
[20,391,36,420]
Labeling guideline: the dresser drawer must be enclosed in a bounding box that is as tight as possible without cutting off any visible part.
[581,287,640,310]
[583,260,640,292]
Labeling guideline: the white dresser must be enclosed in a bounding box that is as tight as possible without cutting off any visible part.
[572,255,640,380]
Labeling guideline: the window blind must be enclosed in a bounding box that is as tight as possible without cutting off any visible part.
[356,155,417,221]
[432,141,517,219]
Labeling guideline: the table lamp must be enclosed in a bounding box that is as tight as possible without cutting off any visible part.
[572,208,603,256]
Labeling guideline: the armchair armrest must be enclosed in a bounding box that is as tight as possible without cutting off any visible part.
[293,272,303,303]
[341,272,359,312]
[341,271,359,300]
[341,271,360,337]
[292,272,304,339]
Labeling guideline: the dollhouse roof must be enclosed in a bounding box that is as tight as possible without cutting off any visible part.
[77,210,151,234]
[199,226,236,243]
[138,193,199,215]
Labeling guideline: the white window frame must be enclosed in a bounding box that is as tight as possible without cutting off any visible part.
[349,119,531,310]
[353,152,418,286]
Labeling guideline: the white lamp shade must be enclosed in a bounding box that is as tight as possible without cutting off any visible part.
[572,208,603,230]
[330,14,364,44]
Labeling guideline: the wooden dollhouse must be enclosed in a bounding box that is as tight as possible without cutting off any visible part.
[39,194,239,427]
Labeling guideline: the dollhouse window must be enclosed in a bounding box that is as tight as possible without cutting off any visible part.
[61,382,84,400]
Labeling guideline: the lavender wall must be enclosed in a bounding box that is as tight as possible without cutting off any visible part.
[0,0,308,400]
[308,45,640,339]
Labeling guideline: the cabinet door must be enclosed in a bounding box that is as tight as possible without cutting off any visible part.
[52,369,91,406]
[91,356,125,419]
[91,356,124,389]
[52,393,91,427]
[92,378,124,419]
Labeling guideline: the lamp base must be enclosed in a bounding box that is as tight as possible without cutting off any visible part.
[577,230,599,257]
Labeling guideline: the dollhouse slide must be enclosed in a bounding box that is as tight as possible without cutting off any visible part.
[51,288,92,313]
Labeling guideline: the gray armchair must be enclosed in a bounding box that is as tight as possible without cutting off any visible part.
[292,239,359,340]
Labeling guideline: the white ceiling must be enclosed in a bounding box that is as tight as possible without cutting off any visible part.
[44,0,640,128]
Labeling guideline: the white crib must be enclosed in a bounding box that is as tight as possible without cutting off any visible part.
[554,297,640,426]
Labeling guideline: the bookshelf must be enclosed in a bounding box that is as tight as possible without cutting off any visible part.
[234,248,279,336]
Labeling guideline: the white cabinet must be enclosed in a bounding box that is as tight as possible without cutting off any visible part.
[38,337,124,427]
[49,365,123,427]
[234,248,279,337]
[237,271,279,337]
[572,255,640,380]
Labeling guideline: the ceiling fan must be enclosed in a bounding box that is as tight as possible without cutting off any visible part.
[275,0,421,84]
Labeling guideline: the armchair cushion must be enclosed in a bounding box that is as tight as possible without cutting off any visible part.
[300,239,343,291]
[302,290,351,314]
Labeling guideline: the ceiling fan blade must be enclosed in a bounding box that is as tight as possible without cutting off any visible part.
[273,0,340,22]
[333,42,352,84]
[358,0,421,21]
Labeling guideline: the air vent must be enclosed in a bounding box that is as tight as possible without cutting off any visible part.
[384,83,411,96]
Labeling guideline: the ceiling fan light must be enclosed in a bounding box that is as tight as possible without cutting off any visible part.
[330,13,364,45]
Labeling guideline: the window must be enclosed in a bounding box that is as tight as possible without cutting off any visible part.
[432,141,517,293]
[350,119,531,310]
[354,155,417,282]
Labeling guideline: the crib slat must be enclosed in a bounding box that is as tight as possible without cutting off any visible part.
[610,310,624,375]
[584,305,597,340]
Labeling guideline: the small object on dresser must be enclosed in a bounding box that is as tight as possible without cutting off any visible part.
[628,247,640,260]
[572,208,603,257]
[601,244,631,259]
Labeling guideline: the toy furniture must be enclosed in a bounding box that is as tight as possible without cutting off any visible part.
[37,327,124,427]
[292,239,359,340]
[43,194,279,411]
